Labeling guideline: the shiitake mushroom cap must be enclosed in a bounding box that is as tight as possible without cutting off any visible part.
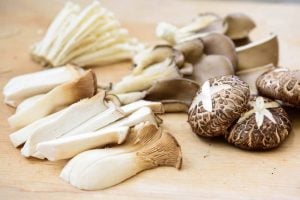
[188,75,250,137]
[256,68,300,107]
[225,96,291,150]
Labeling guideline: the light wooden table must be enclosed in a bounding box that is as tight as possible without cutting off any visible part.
[0,0,300,199]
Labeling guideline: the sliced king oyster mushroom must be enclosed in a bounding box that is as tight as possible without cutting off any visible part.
[256,68,300,107]
[188,75,250,137]
[224,13,256,40]
[200,33,238,68]
[225,96,291,150]
[144,78,199,112]
[236,64,275,95]
[191,54,234,85]
[236,34,279,70]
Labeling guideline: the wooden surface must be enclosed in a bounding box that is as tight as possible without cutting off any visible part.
[1,0,300,199]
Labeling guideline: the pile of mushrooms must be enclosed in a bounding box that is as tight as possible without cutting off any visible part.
[3,0,300,191]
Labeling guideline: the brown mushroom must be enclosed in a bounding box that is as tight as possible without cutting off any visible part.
[145,78,199,112]
[188,75,250,137]
[236,34,279,70]
[225,13,256,40]
[225,96,291,150]
[256,68,300,107]
[174,39,204,64]
[200,33,238,68]
[236,64,275,95]
[191,54,235,85]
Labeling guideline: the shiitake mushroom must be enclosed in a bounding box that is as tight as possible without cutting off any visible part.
[188,75,250,137]
[225,96,291,150]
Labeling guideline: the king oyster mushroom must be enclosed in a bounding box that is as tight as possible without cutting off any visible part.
[200,33,238,68]
[144,78,199,112]
[236,64,275,95]
[236,34,279,70]
[188,75,250,137]
[225,96,291,150]
[224,13,256,41]
[256,68,300,107]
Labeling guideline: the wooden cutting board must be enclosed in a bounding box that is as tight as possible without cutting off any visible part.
[0,0,300,199]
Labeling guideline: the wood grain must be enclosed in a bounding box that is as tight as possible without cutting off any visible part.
[0,0,300,199]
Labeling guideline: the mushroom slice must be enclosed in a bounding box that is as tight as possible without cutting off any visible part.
[188,75,250,137]
[61,122,162,182]
[62,102,125,137]
[37,126,130,161]
[66,126,182,190]
[3,65,84,107]
[8,70,97,129]
[201,33,238,68]
[17,92,108,158]
[174,39,204,65]
[145,78,199,113]
[236,34,279,70]
[116,91,147,105]
[191,55,235,85]
[112,58,181,94]
[10,92,107,148]
[236,64,275,95]
[133,45,184,75]
[256,68,300,107]
[156,13,227,44]
[121,100,164,115]
[225,13,256,40]
[226,96,291,150]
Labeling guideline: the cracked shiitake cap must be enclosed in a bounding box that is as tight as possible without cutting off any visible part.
[225,96,291,150]
[188,75,250,137]
[256,68,300,107]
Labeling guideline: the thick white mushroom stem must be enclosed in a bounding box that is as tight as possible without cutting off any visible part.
[64,125,182,190]
[121,100,164,115]
[3,65,84,107]
[31,1,141,67]
[8,70,96,129]
[116,91,147,105]
[238,97,279,128]
[61,122,162,182]
[112,58,181,94]
[37,126,130,161]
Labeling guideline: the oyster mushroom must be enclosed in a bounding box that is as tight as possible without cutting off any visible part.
[256,68,300,107]
[225,13,256,40]
[236,64,275,95]
[156,13,227,44]
[8,70,97,129]
[188,75,250,137]
[133,45,184,75]
[191,54,235,85]
[145,78,199,112]
[236,34,279,70]
[174,39,204,64]
[225,96,291,150]
[201,33,238,68]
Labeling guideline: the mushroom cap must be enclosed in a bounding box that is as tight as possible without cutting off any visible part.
[191,54,235,85]
[188,75,250,137]
[225,13,256,40]
[201,33,238,69]
[225,96,291,150]
[236,34,279,70]
[256,68,300,107]
[174,39,204,64]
